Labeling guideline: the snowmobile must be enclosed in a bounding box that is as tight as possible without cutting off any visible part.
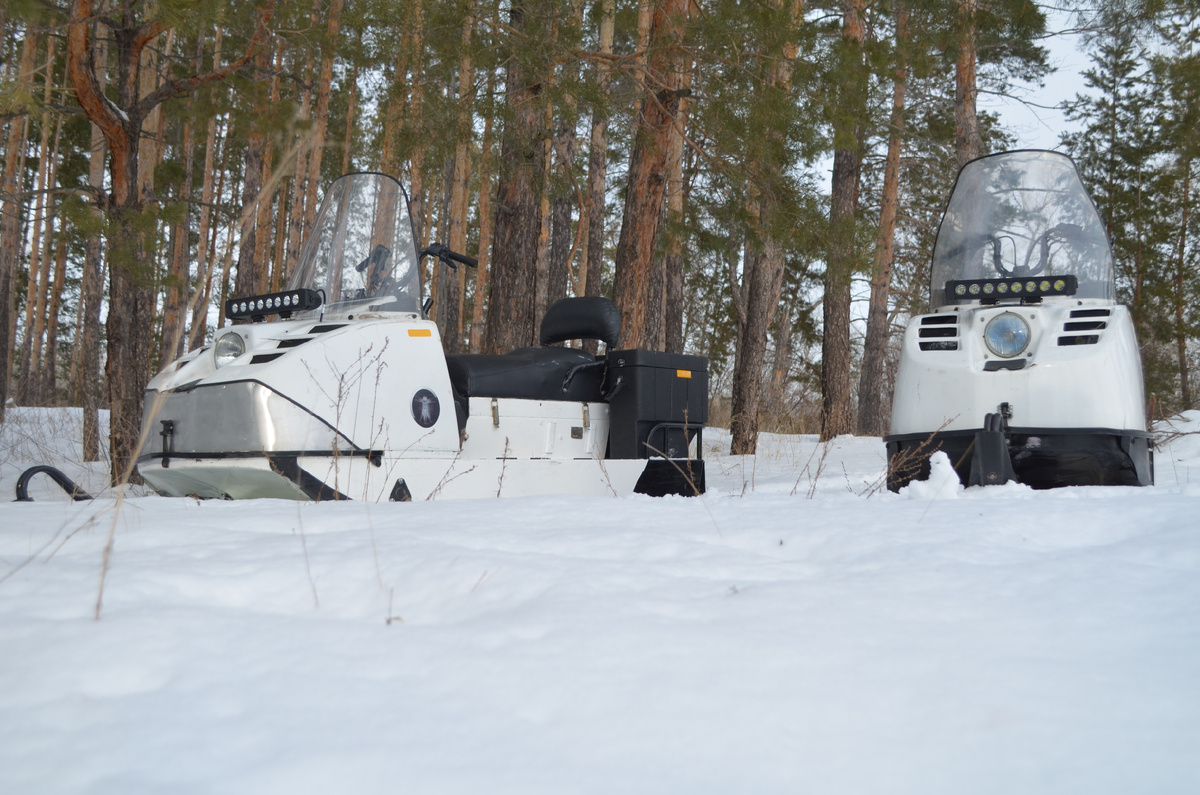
[135,172,707,501]
[885,150,1154,490]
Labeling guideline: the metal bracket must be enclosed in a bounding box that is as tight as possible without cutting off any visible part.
[160,420,175,468]
[491,397,500,427]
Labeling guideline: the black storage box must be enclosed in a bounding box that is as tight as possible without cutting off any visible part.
[606,349,708,460]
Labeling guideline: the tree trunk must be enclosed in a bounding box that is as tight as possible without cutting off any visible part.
[17,34,58,406]
[954,0,982,167]
[857,1,907,436]
[234,45,274,303]
[1175,160,1192,408]
[284,24,314,278]
[469,69,497,354]
[78,31,108,459]
[0,30,38,421]
[443,3,476,353]
[730,230,787,453]
[728,0,802,454]
[302,0,344,233]
[189,109,224,350]
[821,0,866,441]
[612,0,689,351]
[405,0,427,258]
[482,2,547,353]
[66,0,274,484]
[159,116,194,367]
[43,235,69,403]
[546,0,584,317]
[580,0,615,354]
[260,41,285,293]
[662,47,694,355]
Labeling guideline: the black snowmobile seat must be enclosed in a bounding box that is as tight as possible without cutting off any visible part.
[444,297,621,407]
[446,346,606,403]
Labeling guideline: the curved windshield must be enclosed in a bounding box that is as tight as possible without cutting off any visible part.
[930,150,1114,309]
[286,172,421,315]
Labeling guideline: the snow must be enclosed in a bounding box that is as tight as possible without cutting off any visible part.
[2,408,1200,793]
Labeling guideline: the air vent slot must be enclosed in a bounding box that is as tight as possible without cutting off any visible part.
[276,338,312,349]
[309,324,346,334]
[249,353,286,364]
[1070,308,1111,318]
[919,327,957,338]
[921,315,958,325]
[919,341,959,351]
[1063,320,1106,332]
[1058,335,1100,346]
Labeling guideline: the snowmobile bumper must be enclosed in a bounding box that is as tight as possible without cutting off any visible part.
[885,427,1154,492]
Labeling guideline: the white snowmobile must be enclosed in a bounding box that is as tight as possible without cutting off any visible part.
[136,172,707,501]
[886,150,1154,490]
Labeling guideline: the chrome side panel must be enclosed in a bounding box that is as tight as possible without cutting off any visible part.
[140,381,349,457]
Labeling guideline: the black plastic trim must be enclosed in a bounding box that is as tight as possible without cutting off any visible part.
[921,315,958,326]
[137,448,380,465]
[1058,334,1099,346]
[14,466,94,502]
[919,327,957,338]
[633,458,706,496]
[267,455,351,501]
[886,426,1153,491]
[249,353,285,365]
[984,359,1027,371]
[1064,320,1106,331]
[1070,308,1111,318]
[885,426,1151,443]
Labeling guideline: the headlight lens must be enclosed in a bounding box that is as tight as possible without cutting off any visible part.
[984,313,1030,358]
[213,331,246,367]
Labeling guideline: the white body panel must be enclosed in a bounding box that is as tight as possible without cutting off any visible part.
[890,300,1147,435]
[139,313,660,501]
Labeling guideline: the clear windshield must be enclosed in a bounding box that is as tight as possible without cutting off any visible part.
[930,150,1114,309]
[286,172,421,315]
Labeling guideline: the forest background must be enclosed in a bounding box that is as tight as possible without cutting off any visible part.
[1,0,1197,485]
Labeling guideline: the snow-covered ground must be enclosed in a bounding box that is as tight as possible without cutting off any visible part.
[2,407,1199,794]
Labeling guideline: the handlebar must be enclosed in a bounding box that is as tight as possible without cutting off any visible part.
[419,243,478,270]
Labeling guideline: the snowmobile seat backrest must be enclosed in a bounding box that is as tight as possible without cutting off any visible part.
[539,296,621,349]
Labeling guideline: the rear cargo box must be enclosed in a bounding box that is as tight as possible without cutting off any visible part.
[606,350,708,460]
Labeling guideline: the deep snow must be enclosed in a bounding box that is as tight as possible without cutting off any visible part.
[2,408,1199,793]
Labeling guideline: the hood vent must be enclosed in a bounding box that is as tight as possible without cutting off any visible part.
[918,315,958,351]
[1059,309,1110,346]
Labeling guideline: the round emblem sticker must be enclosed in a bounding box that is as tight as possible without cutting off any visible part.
[411,388,440,428]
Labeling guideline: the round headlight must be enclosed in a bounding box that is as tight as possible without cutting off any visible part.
[213,331,246,368]
[984,313,1030,358]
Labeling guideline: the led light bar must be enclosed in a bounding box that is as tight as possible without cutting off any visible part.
[945,275,1078,304]
[226,288,323,321]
